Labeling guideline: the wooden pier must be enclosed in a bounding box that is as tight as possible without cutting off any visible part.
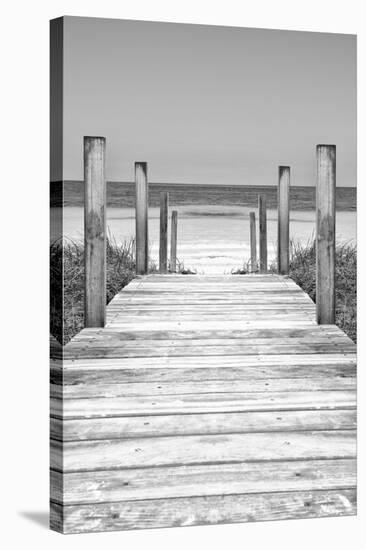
[50,135,356,533]
[51,273,356,533]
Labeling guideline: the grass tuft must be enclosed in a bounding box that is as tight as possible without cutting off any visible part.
[235,239,356,343]
[288,239,356,342]
[50,237,137,345]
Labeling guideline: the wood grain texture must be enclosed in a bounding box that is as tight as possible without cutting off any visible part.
[249,211,257,271]
[135,162,149,274]
[51,390,356,419]
[170,210,178,272]
[84,136,106,327]
[51,409,356,442]
[277,166,290,274]
[316,145,336,324]
[258,195,267,273]
[51,376,356,399]
[52,458,356,504]
[52,430,356,472]
[50,488,356,533]
[159,191,168,273]
[51,273,356,533]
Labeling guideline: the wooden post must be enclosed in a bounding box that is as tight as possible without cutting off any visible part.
[159,192,169,273]
[135,162,149,274]
[316,145,336,324]
[277,166,290,274]
[258,195,267,273]
[84,136,106,327]
[170,210,178,273]
[249,211,257,272]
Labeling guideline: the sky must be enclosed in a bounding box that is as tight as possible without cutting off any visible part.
[62,17,356,186]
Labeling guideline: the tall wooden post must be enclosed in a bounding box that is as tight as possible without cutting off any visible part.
[277,166,290,274]
[170,210,178,273]
[258,195,267,273]
[249,212,257,272]
[159,192,169,273]
[316,145,336,324]
[84,136,106,327]
[135,162,149,274]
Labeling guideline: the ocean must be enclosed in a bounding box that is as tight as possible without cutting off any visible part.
[51,181,356,274]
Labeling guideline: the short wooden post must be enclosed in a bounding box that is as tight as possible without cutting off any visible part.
[316,145,336,324]
[159,192,169,273]
[84,136,106,327]
[277,166,290,274]
[249,212,257,272]
[135,162,149,274]
[258,195,267,273]
[170,210,178,272]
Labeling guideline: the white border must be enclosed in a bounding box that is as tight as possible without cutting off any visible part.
[1,1,364,548]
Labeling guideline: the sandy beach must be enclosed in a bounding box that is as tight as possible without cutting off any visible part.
[55,204,356,274]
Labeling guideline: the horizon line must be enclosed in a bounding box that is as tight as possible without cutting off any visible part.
[58,180,357,189]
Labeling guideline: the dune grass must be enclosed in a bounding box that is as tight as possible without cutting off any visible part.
[50,238,196,345]
[287,239,356,343]
[50,237,137,345]
[233,240,356,343]
[51,236,356,345]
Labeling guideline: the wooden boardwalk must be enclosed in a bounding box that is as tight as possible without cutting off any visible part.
[50,274,356,533]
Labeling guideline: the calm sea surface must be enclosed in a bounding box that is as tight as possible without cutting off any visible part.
[51,182,356,274]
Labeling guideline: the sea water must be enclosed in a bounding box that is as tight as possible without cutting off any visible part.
[53,203,356,274]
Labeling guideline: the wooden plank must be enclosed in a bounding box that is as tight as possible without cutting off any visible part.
[50,488,356,533]
[53,362,356,386]
[52,375,356,399]
[51,409,356,441]
[58,353,357,369]
[53,354,355,379]
[109,299,314,307]
[65,335,352,350]
[105,311,318,319]
[67,326,351,343]
[105,321,319,331]
[52,271,357,534]
[107,301,316,310]
[69,324,343,338]
[120,281,292,288]
[84,136,106,327]
[62,343,355,360]
[51,458,356,504]
[52,391,356,419]
[316,144,336,324]
[134,274,284,281]
[52,430,356,472]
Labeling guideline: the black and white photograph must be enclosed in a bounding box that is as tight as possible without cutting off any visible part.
[49,15,357,534]
[5,2,365,547]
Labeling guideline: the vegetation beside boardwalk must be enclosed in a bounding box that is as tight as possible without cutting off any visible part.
[50,238,194,345]
[51,237,356,345]
[234,240,356,343]
[288,240,357,343]
[50,238,136,345]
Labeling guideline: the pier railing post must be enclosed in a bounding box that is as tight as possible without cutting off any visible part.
[84,136,106,327]
[170,210,178,273]
[249,211,257,272]
[316,145,336,324]
[159,191,169,273]
[135,162,149,274]
[277,166,290,274]
[258,195,267,273]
